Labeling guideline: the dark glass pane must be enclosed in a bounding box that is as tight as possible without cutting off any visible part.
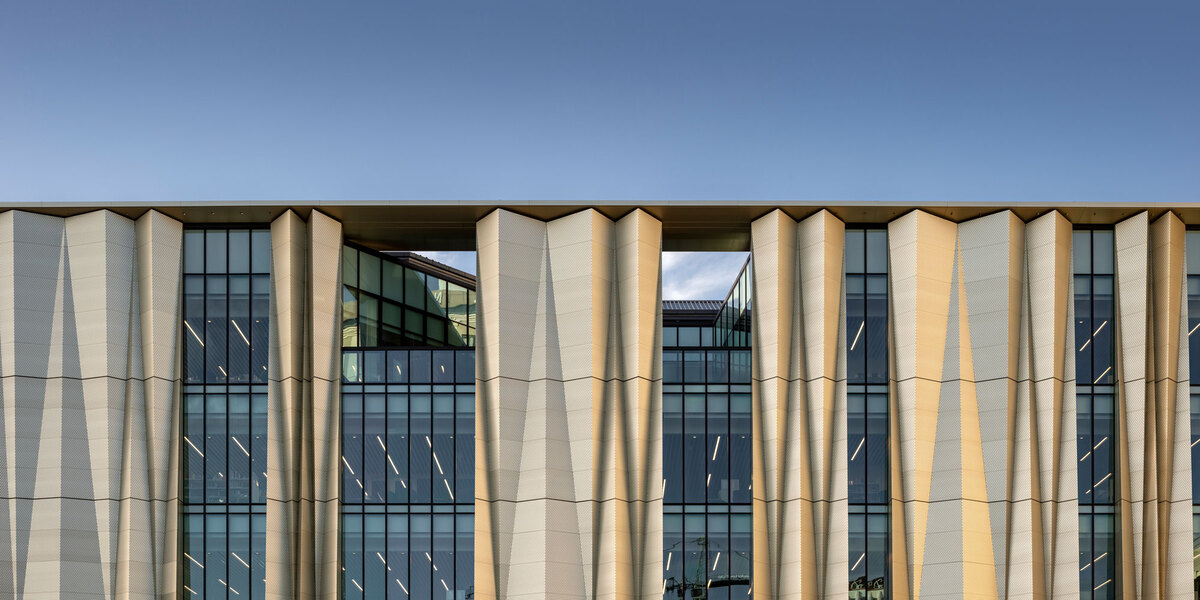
[683,394,707,504]
[344,248,358,289]
[729,394,752,503]
[664,514,683,598]
[455,515,474,597]
[865,275,888,384]
[364,351,386,384]
[849,515,866,595]
[344,514,364,600]
[1077,395,1092,505]
[663,326,677,347]
[183,515,204,597]
[343,394,364,504]
[707,514,729,600]
[228,276,250,383]
[205,395,227,504]
[456,394,474,504]
[251,394,267,503]
[1092,276,1113,385]
[1079,514,1093,600]
[1092,395,1114,504]
[387,515,409,600]
[1075,275,1093,385]
[432,351,454,383]
[365,515,387,599]
[251,229,271,274]
[360,295,379,347]
[845,230,865,273]
[846,275,866,384]
[228,230,250,273]
[405,269,426,311]
[1073,231,1091,275]
[388,351,408,383]
[205,276,228,383]
[364,394,387,503]
[664,351,683,384]
[683,351,705,383]
[228,514,250,599]
[707,394,729,503]
[205,515,227,599]
[730,351,752,383]
[360,252,381,296]
[866,394,888,504]
[848,394,866,505]
[432,515,455,595]
[344,286,360,348]
[1092,230,1114,275]
[184,230,205,274]
[382,260,405,303]
[227,394,251,503]
[427,276,448,319]
[432,395,455,503]
[663,394,683,504]
[707,350,729,383]
[409,395,432,503]
[184,395,205,502]
[409,351,431,384]
[866,230,887,274]
[729,514,752,596]
[184,276,205,383]
[410,515,432,600]
[455,350,474,383]
[206,230,227,273]
[251,275,270,382]
[387,395,409,504]
[867,513,888,596]
[679,327,701,347]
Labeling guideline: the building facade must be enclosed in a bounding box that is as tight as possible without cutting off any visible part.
[0,201,1196,600]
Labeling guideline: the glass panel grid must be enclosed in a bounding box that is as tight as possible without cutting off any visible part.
[182,227,270,599]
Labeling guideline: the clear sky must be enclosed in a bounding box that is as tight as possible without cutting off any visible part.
[1,1,1197,204]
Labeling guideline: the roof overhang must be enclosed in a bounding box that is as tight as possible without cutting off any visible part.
[2,200,1196,251]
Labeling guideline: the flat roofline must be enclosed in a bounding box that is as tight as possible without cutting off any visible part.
[3,201,1197,251]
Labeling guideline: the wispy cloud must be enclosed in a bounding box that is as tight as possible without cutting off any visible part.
[662,252,748,301]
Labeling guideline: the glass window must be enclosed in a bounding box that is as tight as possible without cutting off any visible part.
[846,227,890,599]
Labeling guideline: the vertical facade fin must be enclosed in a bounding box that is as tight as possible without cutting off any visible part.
[1113,211,1191,599]
[749,208,847,600]
[266,209,343,600]
[0,209,183,599]
[475,208,663,600]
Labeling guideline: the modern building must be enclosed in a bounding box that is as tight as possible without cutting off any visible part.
[0,201,1198,600]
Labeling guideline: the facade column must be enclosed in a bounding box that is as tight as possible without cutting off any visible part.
[887,210,1081,600]
[266,209,343,600]
[0,209,184,599]
[475,208,662,600]
[1113,212,1192,599]
[749,209,848,600]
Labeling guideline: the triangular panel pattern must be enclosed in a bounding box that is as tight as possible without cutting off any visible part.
[475,208,662,600]
[0,209,183,599]
[748,209,847,600]
[265,209,343,600]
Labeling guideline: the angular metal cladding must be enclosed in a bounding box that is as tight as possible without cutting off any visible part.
[0,208,183,599]
[475,208,663,600]
[266,209,343,600]
[749,208,848,600]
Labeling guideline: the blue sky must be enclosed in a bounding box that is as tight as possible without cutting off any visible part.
[3,2,1196,298]
[1,1,1196,204]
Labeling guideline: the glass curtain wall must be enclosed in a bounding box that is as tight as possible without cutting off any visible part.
[1075,229,1117,600]
[181,228,272,599]
[1186,231,1200,599]
[341,246,475,600]
[663,261,754,600]
[341,244,475,348]
[845,228,889,600]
